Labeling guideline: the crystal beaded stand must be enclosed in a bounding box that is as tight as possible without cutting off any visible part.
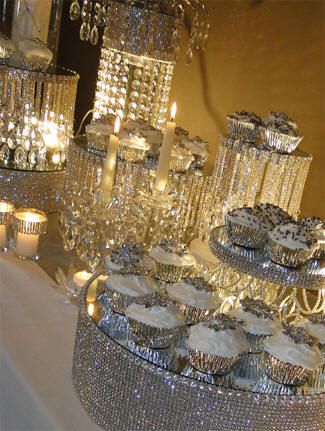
[0,65,78,171]
[0,165,65,212]
[72,281,325,431]
[200,136,312,237]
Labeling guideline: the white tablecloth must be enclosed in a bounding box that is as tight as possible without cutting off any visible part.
[0,252,99,431]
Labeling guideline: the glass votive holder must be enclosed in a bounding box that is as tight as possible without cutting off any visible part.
[13,208,48,261]
[0,200,15,252]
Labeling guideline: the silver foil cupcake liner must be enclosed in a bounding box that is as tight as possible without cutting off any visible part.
[264,353,312,385]
[225,217,267,249]
[188,348,242,376]
[118,144,149,163]
[260,127,302,154]
[244,331,268,354]
[169,156,193,172]
[268,237,315,268]
[154,261,194,283]
[233,352,264,381]
[227,118,259,143]
[173,302,215,325]
[127,318,187,349]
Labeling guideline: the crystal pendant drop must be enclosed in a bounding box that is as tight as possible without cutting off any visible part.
[14,145,27,166]
[69,0,81,21]
[90,26,99,45]
[28,146,39,167]
[80,22,91,41]
[0,143,10,163]
[186,47,193,64]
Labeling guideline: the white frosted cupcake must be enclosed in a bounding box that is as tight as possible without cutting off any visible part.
[233,298,281,353]
[105,274,159,314]
[182,136,209,169]
[118,132,150,162]
[187,314,249,375]
[299,217,324,259]
[139,125,163,158]
[255,203,294,228]
[264,323,324,385]
[301,315,325,350]
[105,243,155,275]
[86,122,113,154]
[149,240,196,283]
[166,277,219,324]
[227,111,262,143]
[225,207,270,248]
[170,144,194,172]
[125,296,186,348]
[268,223,317,267]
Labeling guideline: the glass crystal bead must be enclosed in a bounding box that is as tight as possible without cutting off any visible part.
[90,25,99,45]
[69,0,81,21]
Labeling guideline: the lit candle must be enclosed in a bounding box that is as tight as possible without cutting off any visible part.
[73,271,93,289]
[155,102,177,192]
[14,209,47,259]
[100,116,121,202]
[12,0,52,44]
[0,201,15,251]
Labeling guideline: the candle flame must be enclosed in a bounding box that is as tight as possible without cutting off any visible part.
[87,303,95,316]
[114,116,121,135]
[170,102,177,121]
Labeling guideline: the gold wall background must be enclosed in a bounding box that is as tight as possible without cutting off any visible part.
[170,0,325,218]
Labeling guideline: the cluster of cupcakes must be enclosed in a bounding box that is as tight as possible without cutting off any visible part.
[227,110,303,154]
[225,203,322,267]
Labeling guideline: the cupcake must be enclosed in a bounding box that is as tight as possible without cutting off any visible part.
[225,207,270,248]
[118,132,150,163]
[187,314,249,375]
[105,243,155,275]
[149,240,196,283]
[104,274,159,314]
[268,222,317,267]
[301,315,325,351]
[264,323,324,385]
[299,217,324,259]
[170,144,194,172]
[233,297,281,353]
[227,111,262,143]
[174,126,190,143]
[255,203,295,228]
[139,124,163,159]
[260,118,303,154]
[182,136,209,169]
[125,295,186,348]
[266,112,298,130]
[86,121,113,154]
[166,277,219,324]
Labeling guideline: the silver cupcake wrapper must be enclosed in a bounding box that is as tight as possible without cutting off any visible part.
[188,348,242,376]
[264,353,312,385]
[268,237,315,268]
[225,217,267,249]
[233,352,264,380]
[227,118,259,143]
[260,127,302,154]
[154,261,194,283]
[127,317,186,349]
[104,286,157,315]
[244,331,269,354]
[308,363,325,389]
[118,144,149,163]
[173,302,215,325]
[169,156,193,172]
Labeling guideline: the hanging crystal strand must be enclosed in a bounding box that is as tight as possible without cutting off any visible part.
[80,0,92,41]
[70,0,81,21]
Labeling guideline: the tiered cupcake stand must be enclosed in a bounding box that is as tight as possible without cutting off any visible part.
[72,266,325,431]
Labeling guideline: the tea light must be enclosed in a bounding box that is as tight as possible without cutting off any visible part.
[0,200,15,251]
[13,208,48,259]
[73,270,93,289]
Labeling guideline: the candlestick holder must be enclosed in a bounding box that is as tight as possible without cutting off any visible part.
[0,200,15,252]
[13,208,48,260]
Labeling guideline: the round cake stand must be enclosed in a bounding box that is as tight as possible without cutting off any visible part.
[208,226,325,318]
[72,282,325,431]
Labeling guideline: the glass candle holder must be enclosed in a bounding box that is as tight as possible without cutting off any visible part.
[0,200,15,251]
[13,208,48,260]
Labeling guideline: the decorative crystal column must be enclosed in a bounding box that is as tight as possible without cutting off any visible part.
[93,1,178,129]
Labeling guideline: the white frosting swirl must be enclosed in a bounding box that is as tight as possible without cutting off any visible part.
[171,145,194,162]
[120,134,149,150]
[105,275,158,297]
[166,282,219,310]
[301,321,325,344]
[149,246,196,267]
[232,306,281,336]
[264,332,324,370]
[125,303,185,329]
[86,122,113,136]
[187,323,249,357]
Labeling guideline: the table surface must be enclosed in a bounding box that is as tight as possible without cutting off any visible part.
[0,246,99,431]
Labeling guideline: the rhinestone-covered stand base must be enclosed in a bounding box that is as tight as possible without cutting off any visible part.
[72,294,325,431]
[0,166,65,212]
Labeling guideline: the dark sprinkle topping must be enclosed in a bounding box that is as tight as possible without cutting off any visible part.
[309,315,325,326]
[282,322,317,347]
[204,314,244,332]
[158,240,190,257]
[240,297,277,320]
[183,276,214,292]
